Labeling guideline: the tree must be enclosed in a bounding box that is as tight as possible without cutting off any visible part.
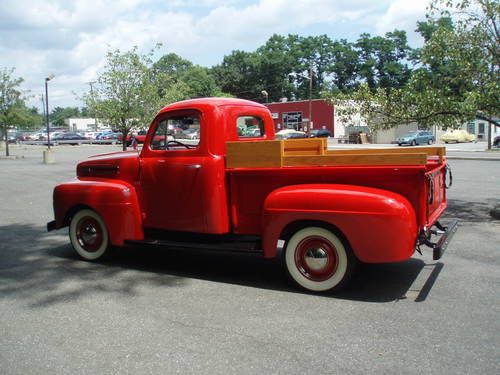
[50,106,81,127]
[154,53,225,100]
[211,50,262,100]
[327,39,359,93]
[85,47,164,151]
[325,0,499,147]
[355,31,412,91]
[0,67,25,157]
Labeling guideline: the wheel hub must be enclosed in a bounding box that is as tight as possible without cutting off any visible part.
[76,218,103,252]
[304,248,329,271]
[295,236,338,282]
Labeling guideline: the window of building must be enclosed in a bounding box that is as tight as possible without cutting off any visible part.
[237,116,265,138]
[282,112,303,130]
[478,122,485,139]
[467,122,476,134]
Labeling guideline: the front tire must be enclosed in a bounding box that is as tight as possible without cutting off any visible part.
[69,209,110,261]
[411,140,417,146]
[284,227,355,292]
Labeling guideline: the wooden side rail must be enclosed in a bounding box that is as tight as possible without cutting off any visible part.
[226,141,283,168]
[282,138,326,156]
[283,153,428,167]
[326,146,446,163]
[226,139,446,168]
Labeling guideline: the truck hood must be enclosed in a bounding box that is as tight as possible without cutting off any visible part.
[77,151,140,183]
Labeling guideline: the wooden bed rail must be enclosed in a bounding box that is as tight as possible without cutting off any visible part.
[226,138,446,168]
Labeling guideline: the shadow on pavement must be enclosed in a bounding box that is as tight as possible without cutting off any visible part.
[0,223,439,307]
[445,198,500,222]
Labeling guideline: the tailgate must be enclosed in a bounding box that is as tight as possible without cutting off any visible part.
[425,163,449,226]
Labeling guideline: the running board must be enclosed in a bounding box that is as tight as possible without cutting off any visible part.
[124,237,263,255]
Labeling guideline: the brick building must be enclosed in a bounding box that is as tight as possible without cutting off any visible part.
[264,99,335,135]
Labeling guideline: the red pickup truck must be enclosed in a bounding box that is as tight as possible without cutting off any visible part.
[48,98,457,292]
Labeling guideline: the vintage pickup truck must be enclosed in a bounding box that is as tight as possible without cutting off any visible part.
[48,98,458,292]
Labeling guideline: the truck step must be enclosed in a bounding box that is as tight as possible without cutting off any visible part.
[125,232,263,255]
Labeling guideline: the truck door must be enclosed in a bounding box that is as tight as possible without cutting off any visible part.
[139,111,208,232]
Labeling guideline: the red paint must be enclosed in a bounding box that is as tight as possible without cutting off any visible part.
[265,99,334,135]
[50,97,449,265]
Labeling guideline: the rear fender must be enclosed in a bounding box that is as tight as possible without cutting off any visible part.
[53,178,143,246]
[262,184,417,263]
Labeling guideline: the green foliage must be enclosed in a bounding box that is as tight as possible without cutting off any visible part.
[326,0,499,132]
[85,46,164,150]
[153,53,224,100]
[0,67,26,155]
[49,106,82,127]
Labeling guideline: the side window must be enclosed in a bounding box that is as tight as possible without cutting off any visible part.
[151,114,200,151]
[237,116,265,138]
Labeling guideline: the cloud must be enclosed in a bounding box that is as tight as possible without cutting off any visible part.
[375,0,429,40]
[0,0,426,109]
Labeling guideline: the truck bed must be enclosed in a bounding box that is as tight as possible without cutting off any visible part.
[226,139,447,235]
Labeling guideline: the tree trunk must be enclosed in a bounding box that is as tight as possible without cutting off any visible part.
[2,124,9,157]
[487,122,491,150]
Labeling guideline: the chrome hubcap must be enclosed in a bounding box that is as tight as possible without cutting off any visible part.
[295,236,338,282]
[304,248,329,271]
[76,217,103,252]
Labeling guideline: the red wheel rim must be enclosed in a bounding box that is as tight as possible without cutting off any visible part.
[76,217,103,252]
[294,236,338,282]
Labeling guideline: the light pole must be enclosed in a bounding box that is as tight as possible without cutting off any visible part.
[43,74,55,164]
[261,90,269,103]
[89,81,97,131]
[289,66,313,134]
[45,74,54,148]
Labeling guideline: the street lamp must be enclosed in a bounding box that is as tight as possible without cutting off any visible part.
[289,66,313,134]
[261,90,269,103]
[43,74,55,164]
[45,74,54,149]
[89,81,98,141]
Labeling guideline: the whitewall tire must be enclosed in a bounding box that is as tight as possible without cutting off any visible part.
[284,227,354,292]
[69,209,110,261]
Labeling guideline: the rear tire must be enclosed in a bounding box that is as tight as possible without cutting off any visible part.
[284,227,356,292]
[411,140,416,146]
[69,209,110,261]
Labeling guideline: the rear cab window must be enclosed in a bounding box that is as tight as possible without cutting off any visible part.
[237,116,265,139]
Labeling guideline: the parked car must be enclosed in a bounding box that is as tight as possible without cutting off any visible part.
[53,132,87,145]
[440,129,476,143]
[396,130,435,146]
[275,129,308,140]
[310,129,331,138]
[493,135,500,147]
[176,128,200,140]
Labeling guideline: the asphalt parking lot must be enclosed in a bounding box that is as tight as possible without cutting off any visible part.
[0,144,499,374]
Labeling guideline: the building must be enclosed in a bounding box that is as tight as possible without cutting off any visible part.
[65,118,107,132]
[461,118,500,142]
[265,99,499,143]
[265,99,335,135]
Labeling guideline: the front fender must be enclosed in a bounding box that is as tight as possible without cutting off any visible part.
[53,178,143,246]
[262,184,417,263]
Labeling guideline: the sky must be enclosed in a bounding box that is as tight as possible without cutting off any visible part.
[0,0,431,110]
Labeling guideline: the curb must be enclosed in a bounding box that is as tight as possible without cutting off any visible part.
[490,205,500,220]
[446,155,500,161]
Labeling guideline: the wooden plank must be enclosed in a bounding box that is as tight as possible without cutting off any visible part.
[326,146,446,163]
[326,146,445,156]
[283,138,325,156]
[283,153,428,167]
[226,140,283,168]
